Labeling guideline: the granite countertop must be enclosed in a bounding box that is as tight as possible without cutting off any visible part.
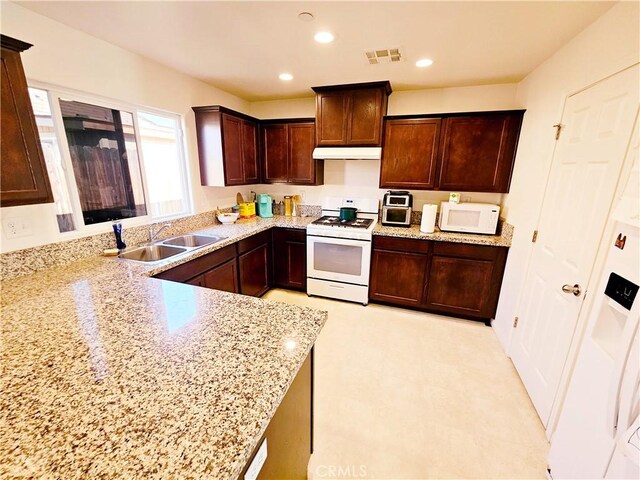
[0,214,511,478]
[139,216,316,278]
[0,215,326,479]
[373,222,513,248]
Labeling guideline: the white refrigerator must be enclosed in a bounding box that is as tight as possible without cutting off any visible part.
[548,219,640,479]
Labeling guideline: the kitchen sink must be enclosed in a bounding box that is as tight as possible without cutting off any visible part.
[161,234,226,248]
[118,244,187,262]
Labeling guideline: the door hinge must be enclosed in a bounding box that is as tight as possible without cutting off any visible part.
[532,230,538,243]
[513,316,519,328]
[553,123,563,140]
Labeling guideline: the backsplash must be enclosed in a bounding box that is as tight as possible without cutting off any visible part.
[0,206,323,281]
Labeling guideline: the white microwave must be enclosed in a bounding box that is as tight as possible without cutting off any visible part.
[439,202,500,235]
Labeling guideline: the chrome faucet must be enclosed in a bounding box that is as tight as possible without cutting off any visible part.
[148,223,172,243]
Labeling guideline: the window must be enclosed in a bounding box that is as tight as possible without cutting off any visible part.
[28,86,191,234]
[59,98,147,225]
[137,112,189,218]
[29,88,76,232]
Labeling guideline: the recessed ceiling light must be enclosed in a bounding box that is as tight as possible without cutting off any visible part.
[314,31,334,44]
[416,58,434,68]
[279,73,294,81]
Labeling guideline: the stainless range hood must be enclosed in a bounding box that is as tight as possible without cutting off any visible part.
[312,147,382,160]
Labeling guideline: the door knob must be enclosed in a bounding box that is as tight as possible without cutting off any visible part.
[562,284,582,296]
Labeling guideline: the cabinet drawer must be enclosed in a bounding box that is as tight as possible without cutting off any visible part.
[154,244,237,282]
[275,227,306,243]
[373,235,431,254]
[433,242,502,260]
[238,230,271,254]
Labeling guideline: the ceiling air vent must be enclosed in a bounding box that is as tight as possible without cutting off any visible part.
[365,48,403,65]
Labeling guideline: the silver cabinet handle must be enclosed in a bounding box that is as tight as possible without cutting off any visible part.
[562,284,582,296]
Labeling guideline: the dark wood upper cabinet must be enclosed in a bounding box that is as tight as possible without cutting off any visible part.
[438,112,524,193]
[315,92,348,146]
[0,35,53,207]
[380,118,441,189]
[348,88,386,145]
[272,228,307,291]
[220,114,244,185]
[288,122,319,184]
[261,121,323,185]
[312,81,391,147]
[262,124,288,183]
[379,110,524,193]
[192,106,260,186]
[241,119,259,184]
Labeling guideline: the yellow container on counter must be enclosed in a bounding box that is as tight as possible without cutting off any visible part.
[238,202,256,219]
[283,196,293,216]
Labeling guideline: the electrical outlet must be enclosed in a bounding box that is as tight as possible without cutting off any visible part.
[300,191,306,203]
[2,217,33,238]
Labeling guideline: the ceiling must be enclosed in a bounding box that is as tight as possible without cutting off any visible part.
[18,1,614,102]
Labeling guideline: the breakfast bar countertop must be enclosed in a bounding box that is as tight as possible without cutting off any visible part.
[0,217,326,479]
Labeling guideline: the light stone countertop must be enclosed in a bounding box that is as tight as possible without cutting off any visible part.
[372,222,513,247]
[0,214,511,479]
[0,215,324,480]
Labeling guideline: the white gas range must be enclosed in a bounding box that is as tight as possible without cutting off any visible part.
[306,197,379,305]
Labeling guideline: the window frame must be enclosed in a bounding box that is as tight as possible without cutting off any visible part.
[28,80,193,238]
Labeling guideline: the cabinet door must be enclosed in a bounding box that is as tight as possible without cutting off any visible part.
[438,113,523,193]
[203,258,239,293]
[369,239,430,307]
[424,243,508,319]
[347,88,385,146]
[238,243,270,297]
[316,91,348,146]
[186,274,205,287]
[0,45,53,207]
[288,123,317,185]
[380,118,441,189]
[241,120,259,184]
[273,228,306,290]
[221,114,245,185]
[262,124,288,183]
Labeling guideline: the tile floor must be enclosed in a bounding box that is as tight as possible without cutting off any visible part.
[264,289,550,480]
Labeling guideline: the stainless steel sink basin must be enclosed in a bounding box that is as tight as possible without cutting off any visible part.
[118,244,187,262]
[161,234,226,248]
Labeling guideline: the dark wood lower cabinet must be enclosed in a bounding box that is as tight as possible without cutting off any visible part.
[272,228,306,291]
[423,243,508,320]
[156,228,507,324]
[203,258,239,293]
[238,243,271,297]
[240,350,313,480]
[369,236,508,323]
[369,237,430,307]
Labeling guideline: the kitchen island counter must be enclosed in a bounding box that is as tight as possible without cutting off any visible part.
[0,234,326,479]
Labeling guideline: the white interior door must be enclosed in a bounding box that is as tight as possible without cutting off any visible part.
[510,65,640,425]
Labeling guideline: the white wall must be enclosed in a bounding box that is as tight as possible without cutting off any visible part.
[250,83,521,207]
[0,1,255,253]
[492,1,640,351]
